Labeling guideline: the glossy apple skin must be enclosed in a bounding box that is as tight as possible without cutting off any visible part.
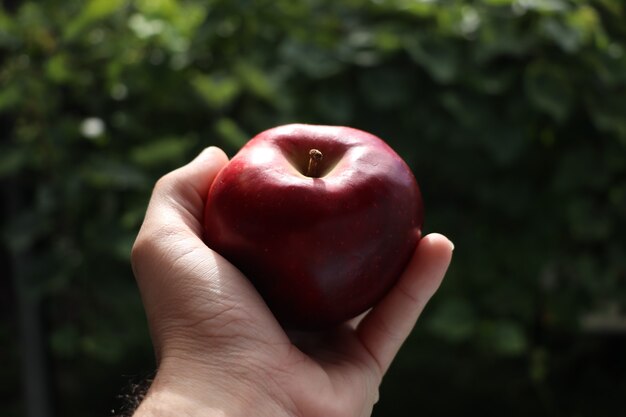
[204,124,423,329]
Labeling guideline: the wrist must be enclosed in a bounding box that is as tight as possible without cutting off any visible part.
[133,355,295,417]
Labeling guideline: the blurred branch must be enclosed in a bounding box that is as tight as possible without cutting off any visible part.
[6,180,53,417]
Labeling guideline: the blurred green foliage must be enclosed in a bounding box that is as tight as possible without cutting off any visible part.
[1,0,625,416]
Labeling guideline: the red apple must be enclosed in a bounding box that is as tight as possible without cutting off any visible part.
[203,124,423,328]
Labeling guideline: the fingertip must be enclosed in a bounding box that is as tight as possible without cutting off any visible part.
[420,233,454,254]
[189,146,228,169]
[401,235,453,289]
[182,146,229,186]
[399,233,454,301]
[422,233,454,247]
[193,146,229,165]
[152,146,230,209]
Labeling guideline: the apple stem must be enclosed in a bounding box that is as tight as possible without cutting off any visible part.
[307,149,323,177]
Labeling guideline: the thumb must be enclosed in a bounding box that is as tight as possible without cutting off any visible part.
[131,147,231,360]
[132,146,229,286]
[146,146,229,237]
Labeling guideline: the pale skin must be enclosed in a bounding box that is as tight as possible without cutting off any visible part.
[130,146,454,417]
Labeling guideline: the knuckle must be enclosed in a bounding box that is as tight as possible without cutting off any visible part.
[130,234,153,272]
[154,172,177,193]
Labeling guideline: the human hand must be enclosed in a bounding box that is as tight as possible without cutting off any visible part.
[130,147,454,417]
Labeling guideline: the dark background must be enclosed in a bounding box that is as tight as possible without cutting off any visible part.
[1,1,625,416]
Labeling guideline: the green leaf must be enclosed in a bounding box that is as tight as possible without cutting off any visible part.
[566,5,601,42]
[400,0,438,17]
[481,124,528,165]
[0,146,27,177]
[467,68,514,95]
[191,73,242,110]
[135,0,207,38]
[358,68,414,109]
[314,88,354,124]
[541,6,600,53]
[474,19,535,62]
[478,320,528,356]
[525,61,573,121]
[0,7,14,34]
[45,54,72,83]
[530,348,549,382]
[595,0,623,16]
[111,232,136,260]
[439,91,489,129]
[586,92,626,139]
[373,25,403,52]
[567,200,613,241]
[404,34,458,83]
[127,13,166,39]
[428,298,477,342]
[235,61,276,102]
[215,118,249,150]
[541,18,583,53]
[50,325,80,358]
[64,0,127,39]
[482,0,514,5]
[609,185,626,211]
[81,158,149,190]
[81,333,124,363]
[130,136,196,168]
[2,212,43,253]
[587,51,626,86]
[80,0,126,23]
[437,4,482,38]
[0,84,21,111]
[135,0,177,17]
[552,147,611,192]
[279,39,344,78]
[515,0,570,13]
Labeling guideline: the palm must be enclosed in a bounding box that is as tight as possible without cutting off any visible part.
[149,226,448,416]
[137,234,381,415]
